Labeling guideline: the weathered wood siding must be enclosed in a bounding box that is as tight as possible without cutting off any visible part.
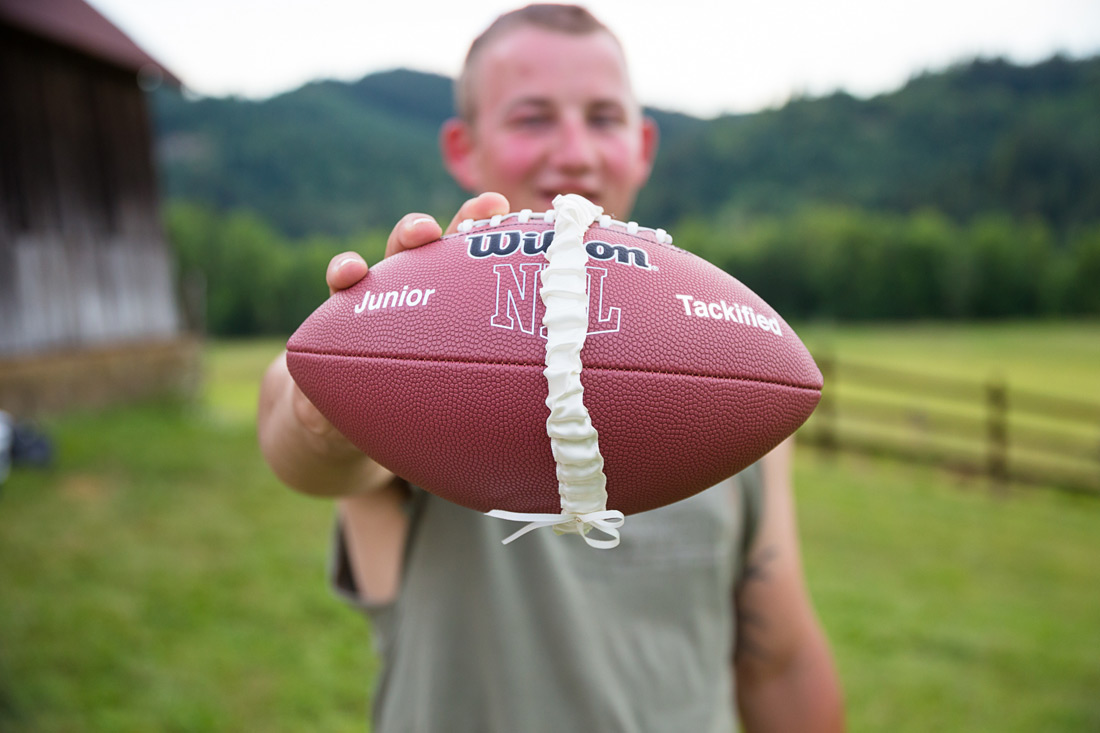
[0,24,181,357]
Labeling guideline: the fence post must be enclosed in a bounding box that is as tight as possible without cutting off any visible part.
[987,379,1008,492]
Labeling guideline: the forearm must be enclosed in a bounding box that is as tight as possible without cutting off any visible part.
[257,352,393,497]
[736,621,844,733]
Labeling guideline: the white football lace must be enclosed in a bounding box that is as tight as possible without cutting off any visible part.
[458,208,672,245]
[485,193,625,549]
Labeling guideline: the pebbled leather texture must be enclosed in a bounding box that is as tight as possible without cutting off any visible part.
[287,221,822,515]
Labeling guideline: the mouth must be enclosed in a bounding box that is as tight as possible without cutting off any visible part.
[538,189,600,209]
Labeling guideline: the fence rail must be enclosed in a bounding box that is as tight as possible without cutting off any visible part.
[800,354,1100,496]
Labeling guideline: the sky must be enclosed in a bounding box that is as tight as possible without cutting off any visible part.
[87,0,1100,118]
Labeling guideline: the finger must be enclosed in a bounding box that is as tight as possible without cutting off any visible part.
[327,252,369,295]
[290,383,362,458]
[291,382,338,437]
[384,213,443,260]
[444,192,510,235]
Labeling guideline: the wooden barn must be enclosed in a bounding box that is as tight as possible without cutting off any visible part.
[0,0,199,416]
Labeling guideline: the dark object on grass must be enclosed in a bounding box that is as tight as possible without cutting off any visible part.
[0,411,11,486]
[11,422,54,468]
[0,411,55,489]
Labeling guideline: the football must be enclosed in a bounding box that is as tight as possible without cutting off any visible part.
[286,200,822,519]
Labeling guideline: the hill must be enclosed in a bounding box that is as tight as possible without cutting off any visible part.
[640,55,1100,233]
[153,69,463,237]
[152,56,1100,238]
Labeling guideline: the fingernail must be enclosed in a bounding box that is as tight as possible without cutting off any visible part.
[407,217,436,231]
[334,255,360,272]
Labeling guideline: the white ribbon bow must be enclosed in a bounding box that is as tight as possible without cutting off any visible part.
[486,509,626,549]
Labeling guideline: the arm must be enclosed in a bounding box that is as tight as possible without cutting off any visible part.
[259,347,412,603]
[258,349,395,498]
[257,195,508,496]
[257,193,511,602]
[734,437,845,733]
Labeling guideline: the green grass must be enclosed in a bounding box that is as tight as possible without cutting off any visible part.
[793,320,1100,731]
[0,340,373,732]
[1,325,1098,731]
[797,452,1100,732]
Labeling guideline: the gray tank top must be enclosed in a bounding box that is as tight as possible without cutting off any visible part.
[332,466,764,733]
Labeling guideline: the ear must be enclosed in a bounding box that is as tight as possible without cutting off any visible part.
[440,118,479,192]
[638,115,660,184]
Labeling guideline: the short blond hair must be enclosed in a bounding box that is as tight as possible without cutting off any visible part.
[455,4,623,122]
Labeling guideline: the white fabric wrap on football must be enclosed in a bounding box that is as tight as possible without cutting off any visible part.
[486,193,625,549]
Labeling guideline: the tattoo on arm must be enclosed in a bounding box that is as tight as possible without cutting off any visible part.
[734,546,778,664]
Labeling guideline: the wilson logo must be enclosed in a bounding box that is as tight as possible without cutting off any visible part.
[491,263,620,338]
[467,229,652,271]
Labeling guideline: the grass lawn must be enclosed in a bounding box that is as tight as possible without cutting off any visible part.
[797,452,1100,732]
[1,324,1098,731]
[797,320,1100,731]
[0,340,373,732]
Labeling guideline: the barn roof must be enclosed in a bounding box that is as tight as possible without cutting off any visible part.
[0,0,181,86]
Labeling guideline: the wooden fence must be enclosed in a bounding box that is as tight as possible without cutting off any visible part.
[799,355,1100,496]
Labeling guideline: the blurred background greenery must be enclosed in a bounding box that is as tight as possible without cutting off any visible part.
[158,57,1100,335]
[2,52,1100,732]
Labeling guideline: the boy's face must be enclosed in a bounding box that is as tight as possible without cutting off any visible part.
[445,26,657,219]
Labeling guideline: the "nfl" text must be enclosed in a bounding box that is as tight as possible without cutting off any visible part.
[492,263,621,338]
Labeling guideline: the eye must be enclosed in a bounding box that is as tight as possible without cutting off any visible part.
[588,106,626,129]
[514,113,552,128]
[507,105,555,130]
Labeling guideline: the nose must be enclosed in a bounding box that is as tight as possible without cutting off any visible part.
[550,113,597,174]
